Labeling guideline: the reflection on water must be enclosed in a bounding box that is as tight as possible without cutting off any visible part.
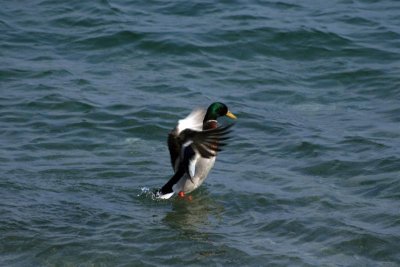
[162,189,224,235]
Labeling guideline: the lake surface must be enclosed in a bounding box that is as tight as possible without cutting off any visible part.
[1,0,400,266]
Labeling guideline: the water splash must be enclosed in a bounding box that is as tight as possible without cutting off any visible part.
[137,186,161,201]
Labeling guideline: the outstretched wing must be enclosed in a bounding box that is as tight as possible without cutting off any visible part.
[167,108,206,171]
[179,123,234,159]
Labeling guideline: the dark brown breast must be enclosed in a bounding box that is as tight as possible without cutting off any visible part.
[203,120,218,130]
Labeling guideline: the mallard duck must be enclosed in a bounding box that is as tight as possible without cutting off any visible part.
[156,102,237,199]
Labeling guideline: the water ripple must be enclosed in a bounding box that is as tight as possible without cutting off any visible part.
[2,0,400,266]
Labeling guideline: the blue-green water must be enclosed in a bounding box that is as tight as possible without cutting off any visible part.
[1,0,400,266]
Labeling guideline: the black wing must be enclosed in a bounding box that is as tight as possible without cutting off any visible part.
[158,146,195,195]
[179,123,234,159]
[167,128,181,171]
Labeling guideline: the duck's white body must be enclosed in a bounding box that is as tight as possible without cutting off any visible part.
[159,108,215,199]
[173,154,215,192]
[156,103,235,199]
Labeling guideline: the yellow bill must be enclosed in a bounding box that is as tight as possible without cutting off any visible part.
[226,111,237,119]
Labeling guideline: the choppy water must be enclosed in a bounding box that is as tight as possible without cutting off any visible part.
[1,0,400,266]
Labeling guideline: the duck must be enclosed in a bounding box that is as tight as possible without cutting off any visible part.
[155,102,237,199]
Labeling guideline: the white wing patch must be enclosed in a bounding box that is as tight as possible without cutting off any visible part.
[188,154,199,179]
[177,108,206,134]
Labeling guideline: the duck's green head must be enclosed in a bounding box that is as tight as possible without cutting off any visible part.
[204,102,237,122]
